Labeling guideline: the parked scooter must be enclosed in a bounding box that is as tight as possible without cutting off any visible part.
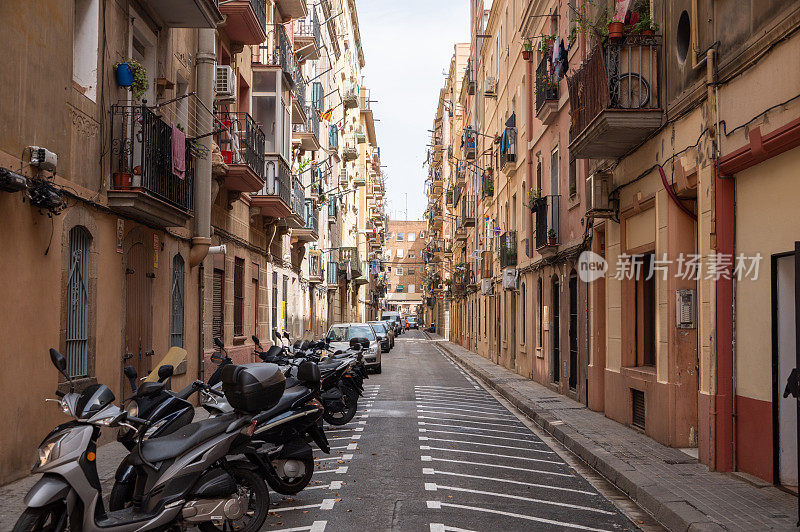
[14,348,272,532]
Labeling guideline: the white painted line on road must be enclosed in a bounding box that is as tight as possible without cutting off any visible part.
[417,421,533,435]
[418,436,554,454]
[417,415,526,428]
[420,468,596,494]
[270,499,337,513]
[420,456,573,477]
[326,426,364,432]
[415,385,485,392]
[429,524,476,532]
[268,521,328,532]
[414,399,508,413]
[414,394,498,405]
[414,388,493,398]
[315,453,353,462]
[314,466,349,474]
[419,445,562,465]
[418,428,543,443]
[321,443,358,451]
[426,483,614,514]
[417,410,520,422]
[426,501,615,531]
[310,522,327,532]
[305,480,344,491]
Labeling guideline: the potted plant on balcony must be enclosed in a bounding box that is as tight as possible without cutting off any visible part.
[522,40,533,61]
[115,60,148,100]
[608,17,625,41]
[634,15,659,36]
[526,188,544,212]
[547,228,557,245]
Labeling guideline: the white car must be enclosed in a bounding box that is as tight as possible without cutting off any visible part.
[325,323,382,373]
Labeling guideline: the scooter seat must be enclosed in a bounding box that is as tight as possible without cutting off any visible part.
[138,413,236,463]
[258,386,310,419]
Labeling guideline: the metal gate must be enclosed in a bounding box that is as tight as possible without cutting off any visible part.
[170,255,185,347]
[66,226,90,377]
[125,242,153,377]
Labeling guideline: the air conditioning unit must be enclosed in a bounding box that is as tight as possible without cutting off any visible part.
[502,267,518,290]
[480,278,493,295]
[586,171,615,218]
[484,76,498,97]
[215,65,236,100]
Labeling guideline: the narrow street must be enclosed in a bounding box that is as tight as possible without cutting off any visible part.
[266,330,639,531]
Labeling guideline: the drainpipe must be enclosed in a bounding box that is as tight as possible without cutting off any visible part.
[190,28,215,268]
[526,53,534,258]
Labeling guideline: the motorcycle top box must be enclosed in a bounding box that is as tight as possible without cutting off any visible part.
[222,363,286,413]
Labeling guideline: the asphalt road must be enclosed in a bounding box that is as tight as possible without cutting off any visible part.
[263,329,642,532]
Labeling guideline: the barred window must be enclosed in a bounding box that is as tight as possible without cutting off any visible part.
[66,226,90,377]
[234,258,244,336]
[170,254,185,347]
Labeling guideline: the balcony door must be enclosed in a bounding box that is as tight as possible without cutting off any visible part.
[124,239,153,378]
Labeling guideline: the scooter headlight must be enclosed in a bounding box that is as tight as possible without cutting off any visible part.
[36,433,68,469]
[126,400,139,419]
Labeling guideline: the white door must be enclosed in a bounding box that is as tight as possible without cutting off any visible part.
[777,254,797,487]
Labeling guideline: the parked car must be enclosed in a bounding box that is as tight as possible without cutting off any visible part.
[381,320,396,348]
[326,322,382,373]
[407,316,419,329]
[381,311,403,336]
[369,321,392,352]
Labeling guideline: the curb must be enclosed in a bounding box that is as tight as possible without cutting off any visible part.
[427,335,722,532]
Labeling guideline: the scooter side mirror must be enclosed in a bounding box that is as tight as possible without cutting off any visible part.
[157,364,174,382]
[123,365,138,394]
[283,331,291,341]
[49,348,69,379]
[272,329,281,344]
[213,337,224,349]
[252,335,262,347]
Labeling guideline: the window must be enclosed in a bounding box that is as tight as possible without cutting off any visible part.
[213,268,224,342]
[396,267,403,275]
[538,277,543,348]
[252,275,259,337]
[170,255,185,347]
[569,272,578,390]
[419,231,425,238]
[408,268,415,275]
[396,285,404,292]
[234,258,244,336]
[635,254,656,366]
[73,0,99,101]
[521,282,526,344]
[396,232,404,241]
[282,275,288,332]
[409,284,415,293]
[397,248,404,258]
[66,226,91,377]
[408,232,415,242]
[552,277,560,383]
[550,147,559,196]
[409,252,415,258]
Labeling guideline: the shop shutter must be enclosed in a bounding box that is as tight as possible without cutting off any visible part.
[212,269,224,341]
[234,258,244,336]
[632,389,646,429]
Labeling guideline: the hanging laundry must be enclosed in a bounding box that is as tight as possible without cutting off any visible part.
[171,126,186,179]
[552,36,561,68]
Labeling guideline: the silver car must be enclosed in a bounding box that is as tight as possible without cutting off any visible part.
[326,323,383,373]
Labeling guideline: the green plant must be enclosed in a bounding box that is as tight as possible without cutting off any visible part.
[634,15,659,34]
[548,228,557,240]
[538,34,556,55]
[523,39,533,51]
[568,24,578,43]
[115,59,148,100]
[569,183,577,197]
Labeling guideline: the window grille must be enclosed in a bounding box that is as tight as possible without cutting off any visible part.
[66,226,90,377]
[170,255,185,347]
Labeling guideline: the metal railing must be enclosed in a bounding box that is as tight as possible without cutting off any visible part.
[250,0,267,32]
[499,230,517,268]
[536,55,558,112]
[110,105,193,211]
[291,177,305,217]
[254,25,299,87]
[295,7,320,51]
[292,106,320,140]
[304,199,318,231]
[500,126,516,168]
[255,156,291,206]
[481,175,494,198]
[535,194,560,249]
[215,111,265,179]
[567,37,661,139]
[360,88,371,110]
[461,194,476,226]
[339,246,362,278]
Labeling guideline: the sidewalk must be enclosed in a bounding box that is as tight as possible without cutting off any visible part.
[427,332,798,532]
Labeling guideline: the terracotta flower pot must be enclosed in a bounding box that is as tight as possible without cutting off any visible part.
[113,172,132,189]
[608,21,624,41]
[522,49,533,61]
[641,29,655,36]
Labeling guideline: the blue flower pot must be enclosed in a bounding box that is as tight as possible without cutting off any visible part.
[116,63,134,87]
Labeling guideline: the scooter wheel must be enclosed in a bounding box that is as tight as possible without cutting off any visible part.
[323,392,358,426]
[13,503,68,532]
[266,455,315,495]
[198,467,269,532]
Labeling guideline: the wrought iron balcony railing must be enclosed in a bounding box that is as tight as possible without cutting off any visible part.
[215,110,265,178]
[339,246,362,278]
[110,105,193,212]
[499,230,517,268]
[254,25,299,87]
[304,199,318,231]
[255,156,292,206]
[535,194,560,249]
[292,106,320,139]
[291,177,305,217]
[536,54,558,112]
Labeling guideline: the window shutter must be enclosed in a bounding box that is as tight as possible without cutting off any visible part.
[212,269,224,341]
[312,81,324,110]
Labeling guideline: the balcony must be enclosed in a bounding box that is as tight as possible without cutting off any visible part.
[140,0,222,28]
[342,138,358,162]
[464,58,476,96]
[327,200,337,223]
[109,105,193,228]
[464,128,476,159]
[339,247,362,279]
[292,106,321,150]
[293,199,319,242]
[535,55,559,124]
[254,25,299,88]
[461,195,476,227]
[285,177,305,228]
[499,230,517,268]
[326,259,339,287]
[308,251,323,283]
[568,38,663,159]
[275,0,308,21]
[215,111,266,193]
[499,124,516,175]
[481,174,494,199]
[343,89,360,109]
[535,194,560,257]
[294,8,321,61]
[219,0,266,45]
[292,71,307,125]
[481,250,493,279]
[250,155,292,219]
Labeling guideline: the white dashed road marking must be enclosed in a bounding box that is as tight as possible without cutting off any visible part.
[420,455,573,477]
[426,501,616,531]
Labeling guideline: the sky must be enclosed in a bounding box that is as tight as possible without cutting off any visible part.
[357,0,469,221]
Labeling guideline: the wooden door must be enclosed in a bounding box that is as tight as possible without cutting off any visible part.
[125,242,153,378]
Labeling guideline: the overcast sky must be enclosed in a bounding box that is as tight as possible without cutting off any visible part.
[357,0,469,221]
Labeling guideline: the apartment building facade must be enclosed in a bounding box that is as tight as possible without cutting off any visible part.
[385,220,426,315]
[0,0,385,485]
[426,0,800,488]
